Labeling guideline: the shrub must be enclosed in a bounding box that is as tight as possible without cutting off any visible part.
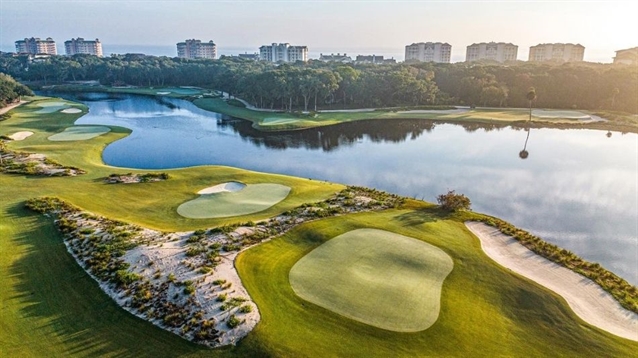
[436,190,471,211]
[239,305,252,313]
[227,314,242,328]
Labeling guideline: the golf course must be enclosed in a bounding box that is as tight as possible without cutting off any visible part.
[1,96,637,357]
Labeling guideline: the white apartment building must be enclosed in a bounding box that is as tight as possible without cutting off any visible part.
[466,42,518,63]
[15,37,57,55]
[259,43,308,63]
[613,47,638,65]
[176,39,217,59]
[318,53,352,63]
[528,43,584,62]
[405,42,451,63]
[65,38,103,57]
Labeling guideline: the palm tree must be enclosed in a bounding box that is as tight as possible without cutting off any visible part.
[526,87,537,121]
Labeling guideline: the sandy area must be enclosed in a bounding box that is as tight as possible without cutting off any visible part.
[8,131,34,141]
[0,100,27,115]
[198,181,246,194]
[466,222,637,341]
[156,91,171,95]
[397,108,470,115]
[61,108,82,114]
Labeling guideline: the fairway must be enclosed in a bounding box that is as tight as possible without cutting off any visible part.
[177,183,291,218]
[48,126,111,141]
[289,228,453,332]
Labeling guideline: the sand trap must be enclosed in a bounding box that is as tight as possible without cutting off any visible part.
[466,222,638,341]
[61,108,82,114]
[156,91,171,95]
[34,101,69,113]
[198,181,246,194]
[290,229,453,332]
[8,131,33,141]
[48,126,111,141]
[178,183,291,219]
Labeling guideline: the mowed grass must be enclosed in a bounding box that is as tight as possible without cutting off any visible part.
[177,183,291,218]
[1,97,637,356]
[237,211,638,357]
[48,126,111,141]
[289,228,453,332]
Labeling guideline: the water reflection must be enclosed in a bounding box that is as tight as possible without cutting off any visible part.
[45,92,638,285]
[519,127,531,159]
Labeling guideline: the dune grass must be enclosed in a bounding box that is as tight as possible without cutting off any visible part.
[289,228,453,332]
[177,183,291,218]
[48,126,111,141]
[1,96,637,356]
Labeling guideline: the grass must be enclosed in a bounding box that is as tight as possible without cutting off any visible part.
[177,183,291,219]
[289,228,453,332]
[1,96,637,356]
[48,126,111,141]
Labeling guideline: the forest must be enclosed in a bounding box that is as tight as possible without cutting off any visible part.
[0,53,636,113]
[0,73,33,109]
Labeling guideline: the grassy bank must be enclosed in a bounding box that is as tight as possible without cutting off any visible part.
[1,97,636,356]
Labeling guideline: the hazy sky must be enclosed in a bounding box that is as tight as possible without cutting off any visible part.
[1,0,636,62]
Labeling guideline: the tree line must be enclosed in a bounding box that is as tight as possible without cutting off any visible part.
[0,53,635,113]
[0,73,33,109]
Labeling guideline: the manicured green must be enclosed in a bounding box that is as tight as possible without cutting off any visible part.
[289,228,453,332]
[1,96,636,356]
[177,183,291,218]
[48,126,111,141]
[34,101,69,113]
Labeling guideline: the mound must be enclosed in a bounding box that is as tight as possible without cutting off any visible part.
[177,183,291,218]
[48,126,111,141]
[289,228,453,332]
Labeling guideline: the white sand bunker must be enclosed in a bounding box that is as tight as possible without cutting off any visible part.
[8,131,34,141]
[198,181,247,194]
[532,109,606,122]
[156,91,171,95]
[61,108,82,114]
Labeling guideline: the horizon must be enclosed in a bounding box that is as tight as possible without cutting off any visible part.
[2,0,636,63]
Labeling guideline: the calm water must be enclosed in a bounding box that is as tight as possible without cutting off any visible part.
[55,93,637,284]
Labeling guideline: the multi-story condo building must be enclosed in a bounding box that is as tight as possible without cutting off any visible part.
[237,53,259,61]
[528,43,584,62]
[354,55,396,64]
[64,38,103,57]
[613,47,638,65]
[15,37,57,55]
[318,53,352,63]
[466,42,518,63]
[405,42,451,63]
[259,43,308,63]
[176,39,217,59]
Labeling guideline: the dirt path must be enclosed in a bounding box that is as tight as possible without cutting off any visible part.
[465,221,637,341]
[0,100,27,115]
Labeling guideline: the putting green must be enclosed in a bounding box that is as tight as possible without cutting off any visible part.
[289,229,453,332]
[532,109,591,119]
[48,126,111,141]
[177,183,291,218]
[34,101,69,114]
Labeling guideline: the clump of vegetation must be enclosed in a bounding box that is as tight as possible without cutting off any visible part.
[436,190,471,212]
[1,143,85,176]
[226,314,243,329]
[105,172,169,184]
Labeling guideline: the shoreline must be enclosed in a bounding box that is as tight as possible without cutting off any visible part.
[466,221,638,342]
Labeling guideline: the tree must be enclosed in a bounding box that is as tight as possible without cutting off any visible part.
[436,190,471,211]
[526,87,537,121]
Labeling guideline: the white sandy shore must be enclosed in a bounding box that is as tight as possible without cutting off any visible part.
[8,131,34,141]
[0,100,27,115]
[61,108,82,114]
[198,181,246,194]
[465,222,637,341]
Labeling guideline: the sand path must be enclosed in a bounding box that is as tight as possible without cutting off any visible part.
[465,221,637,341]
[0,100,27,115]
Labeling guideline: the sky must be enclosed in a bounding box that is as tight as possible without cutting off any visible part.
[1,0,636,62]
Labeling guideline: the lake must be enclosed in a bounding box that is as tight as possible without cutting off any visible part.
[53,92,638,285]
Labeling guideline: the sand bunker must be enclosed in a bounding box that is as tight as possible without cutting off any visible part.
[34,101,69,114]
[8,131,34,141]
[198,181,247,194]
[156,91,171,95]
[61,108,82,114]
[48,126,111,141]
[178,183,291,219]
[465,222,637,341]
[290,229,453,332]
[531,109,606,122]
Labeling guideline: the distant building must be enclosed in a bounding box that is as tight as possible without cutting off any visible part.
[405,42,451,63]
[65,38,103,57]
[15,37,57,55]
[318,53,352,63]
[259,43,308,63]
[528,43,584,62]
[613,47,638,65]
[466,42,518,63]
[176,39,217,59]
[354,55,395,64]
[237,53,259,61]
